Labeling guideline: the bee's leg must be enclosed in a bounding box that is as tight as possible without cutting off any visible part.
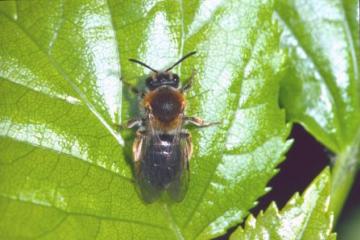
[181,131,193,166]
[133,130,145,165]
[184,116,219,128]
[126,118,144,128]
[121,78,145,98]
[181,69,196,92]
[114,117,144,131]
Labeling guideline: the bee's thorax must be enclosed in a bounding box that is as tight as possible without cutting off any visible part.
[144,87,185,125]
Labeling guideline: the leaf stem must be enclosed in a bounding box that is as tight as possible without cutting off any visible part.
[331,130,360,223]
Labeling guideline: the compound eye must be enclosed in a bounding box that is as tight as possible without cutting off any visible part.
[145,77,156,90]
[173,74,180,84]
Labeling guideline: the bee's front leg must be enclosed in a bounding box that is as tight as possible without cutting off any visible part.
[120,78,145,98]
[184,116,219,128]
[181,69,196,92]
[180,131,193,168]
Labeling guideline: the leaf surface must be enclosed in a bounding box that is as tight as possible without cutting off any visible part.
[0,1,289,239]
[276,0,360,153]
[230,168,335,240]
[275,0,360,221]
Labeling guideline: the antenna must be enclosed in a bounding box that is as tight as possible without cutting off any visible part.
[128,58,158,73]
[165,51,197,72]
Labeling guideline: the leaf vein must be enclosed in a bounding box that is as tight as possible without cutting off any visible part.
[182,21,260,233]
[0,194,170,231]
[0,135,132,183]
[1,76,82,106]
[0,12,125,147]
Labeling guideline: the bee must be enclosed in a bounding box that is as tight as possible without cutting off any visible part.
[124,51,214,203]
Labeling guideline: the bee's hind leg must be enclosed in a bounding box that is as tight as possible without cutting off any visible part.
[133,130,145,164]
[184,116,219,128]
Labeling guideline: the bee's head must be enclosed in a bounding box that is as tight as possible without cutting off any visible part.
[129,51,196,90]
[145,72,180,90]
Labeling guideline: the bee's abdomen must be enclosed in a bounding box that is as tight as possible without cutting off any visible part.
[141,134,182,189]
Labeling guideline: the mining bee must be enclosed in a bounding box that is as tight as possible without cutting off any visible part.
[123,51,215,203]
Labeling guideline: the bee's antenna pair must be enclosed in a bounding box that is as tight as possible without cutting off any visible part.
[128,59,158,73]
[165,51,197,71]
[129,51,197,72]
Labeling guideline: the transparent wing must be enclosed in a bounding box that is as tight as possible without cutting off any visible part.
[166,122,191,202]
[135,133,162,203]
[135,116,188,203]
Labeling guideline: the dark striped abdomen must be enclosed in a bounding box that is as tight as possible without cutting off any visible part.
[141,134,182,189]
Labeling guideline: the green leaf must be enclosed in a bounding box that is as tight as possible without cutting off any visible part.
[275,0,360,221]
[0,1,290,239]
[230,168,335,240]
[276,0,360,153]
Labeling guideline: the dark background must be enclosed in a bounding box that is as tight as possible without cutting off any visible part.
[215,124,360,239]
